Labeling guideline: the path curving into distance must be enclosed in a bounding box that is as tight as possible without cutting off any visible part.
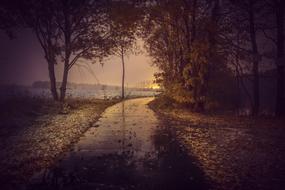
[28,98,210,190]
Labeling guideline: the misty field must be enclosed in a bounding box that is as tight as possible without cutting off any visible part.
[0,85,160,100]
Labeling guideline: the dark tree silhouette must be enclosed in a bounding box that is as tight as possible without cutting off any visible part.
[1,0,112,101]
[53,0,112,101]
[275,0,285,117]
[109,1,141,99]
[12,0,60,100]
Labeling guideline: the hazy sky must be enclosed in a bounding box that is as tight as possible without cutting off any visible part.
[0,29,157,86]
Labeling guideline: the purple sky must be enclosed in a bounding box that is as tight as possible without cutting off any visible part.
[0,29,157,86]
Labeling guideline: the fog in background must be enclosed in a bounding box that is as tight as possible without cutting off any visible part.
[0,29,157,86]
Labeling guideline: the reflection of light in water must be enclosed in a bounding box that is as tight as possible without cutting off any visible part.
[121,100,126,154]
[68,98,158,162]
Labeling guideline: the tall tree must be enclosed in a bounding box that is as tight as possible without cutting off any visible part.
[272,0,284,116]
[18,0,60,100]
[109,0,141,99]
[0,0,60,100]
[241,0,285,116]
[228,0,265,115]
[3,0,112,101]
[141,0,245,111]
[54,0,111,101]
[248,0,260,116]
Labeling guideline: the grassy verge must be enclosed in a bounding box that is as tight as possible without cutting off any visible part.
[148,95,285,190]
[148,95,284,128]
[0,97,119,186]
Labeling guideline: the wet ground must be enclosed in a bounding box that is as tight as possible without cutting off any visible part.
[27,98,210,190]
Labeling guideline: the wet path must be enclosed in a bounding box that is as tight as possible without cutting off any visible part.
[28,98,209,190]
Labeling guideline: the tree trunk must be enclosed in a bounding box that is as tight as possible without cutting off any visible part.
[235,33,254,113]
[252,59,260,116]
[121,50,125,99]
[275,0,285,116]
[249,0,260,116]
[48,61,58,101]
[60,61,69,101]
[191,0,197,43]
[60,8,71,102]
[196,0,219,112]
[35,28,59,101]
[60,38,70,102]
